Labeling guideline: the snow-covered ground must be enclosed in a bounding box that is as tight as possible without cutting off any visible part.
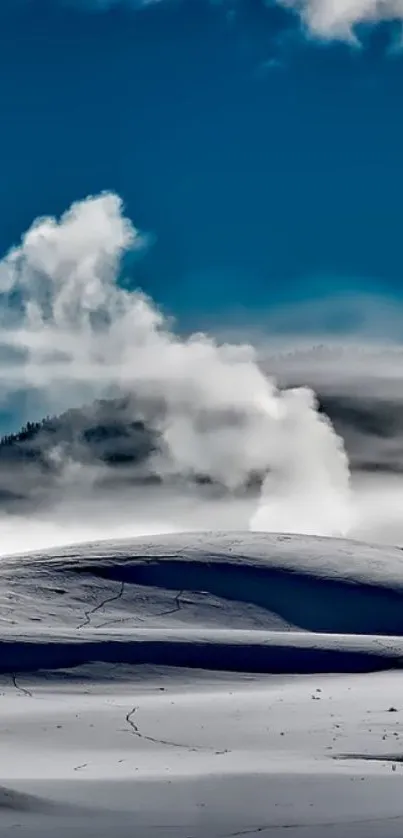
[2,531,403,836]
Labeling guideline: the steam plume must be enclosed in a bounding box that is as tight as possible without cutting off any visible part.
[0,192,352,537]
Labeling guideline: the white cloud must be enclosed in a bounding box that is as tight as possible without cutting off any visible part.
[278,0,403,41]
[9,0,403,42]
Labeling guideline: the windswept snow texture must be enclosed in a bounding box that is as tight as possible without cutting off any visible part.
[3,531,403,672]
[3,532,403,837]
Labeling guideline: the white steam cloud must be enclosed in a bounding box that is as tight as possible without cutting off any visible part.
[0,192,352,538]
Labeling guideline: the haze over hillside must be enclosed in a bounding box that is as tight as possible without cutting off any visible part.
[0,384,402,512]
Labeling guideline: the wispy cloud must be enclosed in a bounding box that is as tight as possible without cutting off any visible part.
[7,0,403,43]
[278,0,403,42]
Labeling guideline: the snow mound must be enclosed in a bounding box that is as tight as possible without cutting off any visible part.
[2,531,403,675]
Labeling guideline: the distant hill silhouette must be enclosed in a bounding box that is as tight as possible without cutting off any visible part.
[0,398,163,508]
[0,391,402,510]
[0,396,242,509]
[0,398,157,470]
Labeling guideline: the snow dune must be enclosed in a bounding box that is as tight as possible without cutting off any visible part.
[2,531,403,675]
[3,531,403,837]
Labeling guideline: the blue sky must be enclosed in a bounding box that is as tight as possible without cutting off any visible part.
[0,0,402,324]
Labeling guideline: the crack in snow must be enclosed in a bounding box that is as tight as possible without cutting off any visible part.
[11,674,32,698]
[223,812,403,835]
[335,752,403,764]
[77,580,125,630]
[125,704,206,752]
[155,590,184,618]
[97,613,145,630]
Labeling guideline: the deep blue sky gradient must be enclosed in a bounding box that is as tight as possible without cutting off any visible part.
[0,0,402,322]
